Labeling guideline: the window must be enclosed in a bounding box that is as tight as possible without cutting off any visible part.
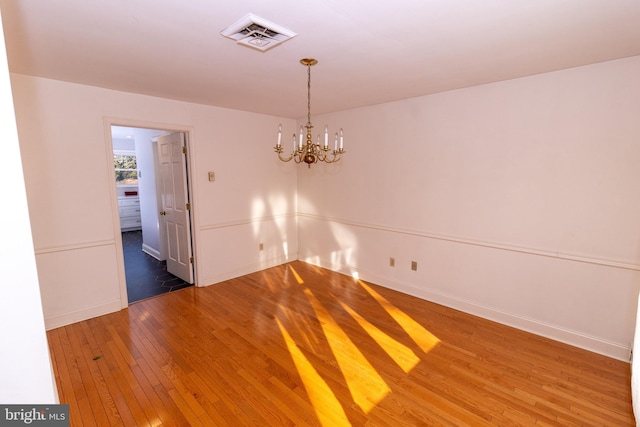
[114,153,138,185]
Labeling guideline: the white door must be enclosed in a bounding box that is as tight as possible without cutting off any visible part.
[157,132,194,284]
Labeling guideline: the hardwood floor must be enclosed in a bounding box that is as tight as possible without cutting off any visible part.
[48,261,634,426]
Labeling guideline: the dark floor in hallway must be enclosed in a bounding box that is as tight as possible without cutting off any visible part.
[122,230,192,303]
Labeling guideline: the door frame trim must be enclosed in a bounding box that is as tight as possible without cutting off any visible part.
[103,117,198,308]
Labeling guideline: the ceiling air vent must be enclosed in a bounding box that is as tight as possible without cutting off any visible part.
[221,13,297,52]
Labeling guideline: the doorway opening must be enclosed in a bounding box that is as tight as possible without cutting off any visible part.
[110,125,195,303]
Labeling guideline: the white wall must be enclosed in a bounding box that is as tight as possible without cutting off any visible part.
[298,56,640,360]
[112,127,167,259]
[112,136,135,151]
[10,74,298,329]
[132,127,164,258]
[0,13,58,403]
[9,52,640,361]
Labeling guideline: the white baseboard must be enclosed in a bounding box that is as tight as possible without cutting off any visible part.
[44,300,122,330]
[198,255,294,287]
[307,259,631,362]
[142,244,161,260]
[389,278,630,361]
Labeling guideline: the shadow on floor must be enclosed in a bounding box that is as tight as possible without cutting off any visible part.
[122,230,192,303]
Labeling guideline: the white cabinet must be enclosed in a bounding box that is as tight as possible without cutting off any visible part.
[118,196,141,231]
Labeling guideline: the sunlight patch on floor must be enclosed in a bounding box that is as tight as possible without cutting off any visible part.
[276,303,323,353]
[288,264,305,284]
[305,289,390,413]
[338,300,420,373]
[358,280,441,353]
[137,310,152,322]
[276,265,441,421]
[276,318,351,426]
[262,269,280,293]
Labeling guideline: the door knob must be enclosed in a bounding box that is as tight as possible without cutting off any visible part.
[159,211,166,215]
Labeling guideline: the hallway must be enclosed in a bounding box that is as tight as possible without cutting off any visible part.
[122,230,192,303]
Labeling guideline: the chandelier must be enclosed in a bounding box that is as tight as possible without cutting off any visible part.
[275,58,345,168]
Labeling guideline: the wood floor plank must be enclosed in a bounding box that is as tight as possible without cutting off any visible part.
[47,261,634,426]
[151,383,192,426]
[57,327,96,425]
[69,324,115,426]
[47,329,73,408]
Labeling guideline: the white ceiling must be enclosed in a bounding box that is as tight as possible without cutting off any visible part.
[1,1,640,119]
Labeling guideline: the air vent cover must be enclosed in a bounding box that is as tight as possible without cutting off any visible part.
[221,13,297,52]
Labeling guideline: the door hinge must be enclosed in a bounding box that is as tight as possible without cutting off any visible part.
[186,203,190,211]
[182,146,187,154]
[190,256,194,264]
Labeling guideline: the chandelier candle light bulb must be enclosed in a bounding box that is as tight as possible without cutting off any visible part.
[277,124,282,148]
[274,58,345,168]
[299,128,303,150]
[324,126,329,149]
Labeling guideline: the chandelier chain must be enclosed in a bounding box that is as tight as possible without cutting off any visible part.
[306,63,312,126]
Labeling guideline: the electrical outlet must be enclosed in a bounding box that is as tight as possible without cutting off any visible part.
[411,261,417,271]
[259,243,264,251]
[389,257,395,267]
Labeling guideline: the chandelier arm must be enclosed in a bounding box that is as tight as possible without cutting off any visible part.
[276,152,295,162]
[321,149,346,164]
[322,155,337,164]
